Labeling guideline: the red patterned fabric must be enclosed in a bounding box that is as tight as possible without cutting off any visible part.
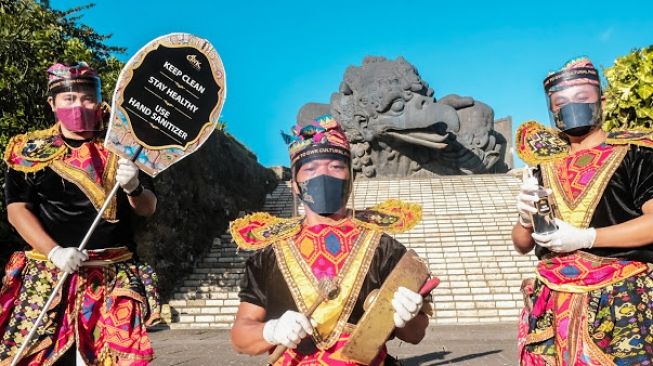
[295,219,359,279]
[63,140,109,185]
[273,220,387,365]
[274,331,386,366]
[519,252,649,365]
[553,144,615,204]
[47,62,98,84]
[537,251,647,291]
[0,249,159,366]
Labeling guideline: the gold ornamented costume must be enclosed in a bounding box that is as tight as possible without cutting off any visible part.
[232,200,429,365]
[516,120,653,365]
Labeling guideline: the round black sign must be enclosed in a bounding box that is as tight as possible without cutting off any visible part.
[120,45,221,148]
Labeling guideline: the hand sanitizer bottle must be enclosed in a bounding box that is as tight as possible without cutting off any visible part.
[528,167,558,235]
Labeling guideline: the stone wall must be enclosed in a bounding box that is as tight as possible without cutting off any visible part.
[133,130,278,300]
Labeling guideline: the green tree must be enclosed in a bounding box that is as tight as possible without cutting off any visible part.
[603,44,653,131]
[0,0,124,252]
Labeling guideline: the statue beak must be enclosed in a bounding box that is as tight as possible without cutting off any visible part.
[384,129,450,150]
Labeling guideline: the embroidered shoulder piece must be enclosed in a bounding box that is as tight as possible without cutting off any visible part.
[230,212,302,251]
[230,200,421,250]
[353,199,421,234]
[606,129,653,149]
[3,125,66,173]
[515,120,569,165]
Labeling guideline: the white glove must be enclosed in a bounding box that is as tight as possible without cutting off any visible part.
[262,310,314,349]
[516,176,542,228]
[116,158,140,193]
[392,287,423,328]
[531,219,596,253]
[47,246,89,273]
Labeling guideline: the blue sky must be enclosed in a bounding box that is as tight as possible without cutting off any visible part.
[52,0,653,169]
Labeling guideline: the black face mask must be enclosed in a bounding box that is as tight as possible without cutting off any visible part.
[297,174,351,216]
[554,102,600,136]
[564,125,594,137]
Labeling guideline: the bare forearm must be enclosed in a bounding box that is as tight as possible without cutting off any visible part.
[231,318,272,355]
[512,223,535,254]
[7,204,57,255]
[394,312,428,344]
[127,189,157,216]
[594,213,653,248]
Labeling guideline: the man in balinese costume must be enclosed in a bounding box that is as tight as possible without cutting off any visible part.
[1,62,160,365]
[230,114,432,365]
[513,57,653,365]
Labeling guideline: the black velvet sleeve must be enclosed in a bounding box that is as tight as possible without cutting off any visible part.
[139,171,155,194]
[4,168,39,205]
[627,146,653,210]
[238,247,274,308]
[376,234,408,280]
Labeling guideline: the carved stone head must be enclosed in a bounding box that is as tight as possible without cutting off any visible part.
[297,56,508,178]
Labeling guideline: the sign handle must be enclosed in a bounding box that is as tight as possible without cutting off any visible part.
[10,146,143,366]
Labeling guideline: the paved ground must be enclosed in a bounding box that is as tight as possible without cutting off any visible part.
[149,323,518,365]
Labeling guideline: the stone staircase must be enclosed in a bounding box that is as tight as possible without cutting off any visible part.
[166,235,245,329]
[165,185,293,329]
[166,173,539,329]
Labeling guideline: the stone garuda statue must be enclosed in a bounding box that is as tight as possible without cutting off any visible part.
[297,56,510,178]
